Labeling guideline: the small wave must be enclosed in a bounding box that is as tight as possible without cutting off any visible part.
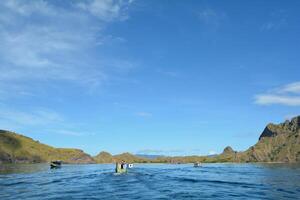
[177,177,263,188]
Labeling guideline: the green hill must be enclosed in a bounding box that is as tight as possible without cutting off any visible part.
[93,152,149,163]
[1,115,300,164]
[113,152,149,163]
[0,130,95,164]
[93,151,114,163]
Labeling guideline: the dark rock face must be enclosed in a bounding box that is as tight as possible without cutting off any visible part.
[0,152,12,164]
[259,125,276,140]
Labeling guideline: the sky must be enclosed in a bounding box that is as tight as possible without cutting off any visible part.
[0,0,300,156]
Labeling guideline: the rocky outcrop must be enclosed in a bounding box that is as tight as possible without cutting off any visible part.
[222,146,235,154]
[94,151,114,163]
[242,116,300,163]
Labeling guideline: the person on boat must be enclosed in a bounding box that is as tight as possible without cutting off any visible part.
[121,160,126,169]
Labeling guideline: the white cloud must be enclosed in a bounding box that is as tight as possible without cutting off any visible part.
[0,104,95,137]
[136,148,208,156]
[254,82,300,106]
[76,0,132,21]
[279,82,300,94]
[54,129,95,137]
[208,150,217,155]
[0,0,134,97]
[0,106,64,126]
[284,114,298,121]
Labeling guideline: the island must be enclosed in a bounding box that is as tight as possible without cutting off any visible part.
[1,115,299,164]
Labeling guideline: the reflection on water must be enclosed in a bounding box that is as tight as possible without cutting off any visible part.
[0,163,300,199]
[0,163,49,175]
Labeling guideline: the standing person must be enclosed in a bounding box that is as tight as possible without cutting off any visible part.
[121,160,126,169]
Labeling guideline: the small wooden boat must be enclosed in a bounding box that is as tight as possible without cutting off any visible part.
[194,162,201,167]
[50,160,62,169]
[115,163,127,173]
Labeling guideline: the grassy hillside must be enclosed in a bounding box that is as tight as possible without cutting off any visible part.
[2,115,300,164]
[0,130,95,164]
[241,116,300,162]
[113,153,149,163]
[94,152,149,163]
[94,151,114,163]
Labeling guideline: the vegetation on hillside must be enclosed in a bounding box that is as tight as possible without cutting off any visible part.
[0,130,94,164]
[1,116,300,164]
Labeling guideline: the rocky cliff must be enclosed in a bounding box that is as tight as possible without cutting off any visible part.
[241,116,300,162]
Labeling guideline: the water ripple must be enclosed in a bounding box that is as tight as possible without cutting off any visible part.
[0,163,300,199]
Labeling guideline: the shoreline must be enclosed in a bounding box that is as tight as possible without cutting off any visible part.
[1,161,297,165]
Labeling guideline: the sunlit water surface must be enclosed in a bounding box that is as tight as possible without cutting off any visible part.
[0,163,300,199]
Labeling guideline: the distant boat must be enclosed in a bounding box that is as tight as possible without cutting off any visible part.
[115,163,128,173]
[128,163,133,168]
[194,162,201,167]
[50,160,62,169]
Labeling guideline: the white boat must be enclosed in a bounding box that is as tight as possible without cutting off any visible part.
[115,163,128,173]
[128,163,133,168]
[194,162,201,167]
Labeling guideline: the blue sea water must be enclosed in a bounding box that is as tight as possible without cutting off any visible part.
[0,163,300,199]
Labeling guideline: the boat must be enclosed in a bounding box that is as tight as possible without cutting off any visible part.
[50,160,62,169]
[194,162,201,167]
[115,162,128,173]
[128,163,133,168]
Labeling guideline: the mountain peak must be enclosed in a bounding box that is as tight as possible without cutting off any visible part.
[259,115,300,140]
[223,146,235,154]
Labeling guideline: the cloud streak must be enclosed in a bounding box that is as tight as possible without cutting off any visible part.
[135,112,152,117]
[0,0,134,97]
[197,8,226,29]
[254,82,300,106]
[0,106,64,127]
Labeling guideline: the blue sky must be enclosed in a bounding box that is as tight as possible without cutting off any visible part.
[0,0,300,156]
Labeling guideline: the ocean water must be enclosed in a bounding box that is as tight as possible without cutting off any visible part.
[0,163,300,199]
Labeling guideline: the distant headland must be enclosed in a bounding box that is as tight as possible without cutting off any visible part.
[1,116,299,164]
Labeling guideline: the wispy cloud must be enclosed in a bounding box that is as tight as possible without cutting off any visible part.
[0,106,64,127]
[254,82,300,106]
[76,0,133,21]
[136,148,207,156]
[54,129,96,137]
[261,10,287,31]
[135,112,152,117]
[284,114,299,121]
[208,150,217,155]
[156,68,180,78]
[0,104,95,137]
[197,8,226,29]
[0,0,135,97]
